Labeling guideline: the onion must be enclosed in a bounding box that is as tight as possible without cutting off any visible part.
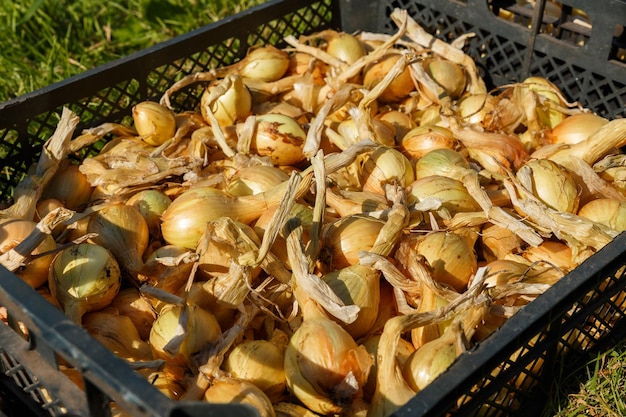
[360,146,415,195]
[515,76,568,130]
[82,309,153,361]
[161,187,261,249]
[238,45,290,82]
[323,264,381,339]
[223,338,287,402]
[522,240,576,272]
[480,223,524,262]
[407,231,477,293]
[49,243,121,324]
[42,163,93,211]
[376,110,415,144]
[149,303,222,368]
[546,112,609,145]
[400,125,456,160]
[204,377,276,417]
[252,113,306,166]
[284,309,371,415]
[87,203,149,278]
[406,175,480,218]
[132,101,177,146]
[362,333,415,401]
[363,54,415,103]
[201,74,252,127]
[227,165,290,197]
[515,159,580,214]
[109,287,157,341]
[577,198,626,232]
[413,148,470,180]
[321,214,386,270]
[126,189,171,237]
[456,93,498,127]
[0,217,57,288]
[424,57,467,99]
[273,402,319,417]
[402,302,487,392]
[326,32,367,65]
[144,370,186,400]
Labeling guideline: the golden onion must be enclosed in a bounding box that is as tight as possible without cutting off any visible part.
[321,214,386,270]
[252,113,306,166]
[87,203,149,277]
[363,54,414,103]
[201,74,252,127]
[132,101,177,146]
[546,112,609,145]
[42,163,93,211]
[326,32,367,65]
[424,57,467,99]
[238,45,290,82]
[361,146,415,195]
[413,148,470,180]
[222,338,287,402]
[149,303,221,368]
[323,264,381,339]
[577,198,626,232]
[515,159,580,214]
[227,165,290,196]
[406,175,480,217]
[400,125,456,160]
[408,231,477,293]
[0,217,57,288]
[49,243,121,324]
[204,377,276,417]
[126,189,172,237]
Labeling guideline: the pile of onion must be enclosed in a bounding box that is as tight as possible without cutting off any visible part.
[2,7,625,417]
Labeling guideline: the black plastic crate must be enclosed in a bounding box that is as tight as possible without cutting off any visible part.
[0,0,625,416]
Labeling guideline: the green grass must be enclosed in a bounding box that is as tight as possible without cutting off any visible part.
[0,0,267,102]
[543,343,626,416]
